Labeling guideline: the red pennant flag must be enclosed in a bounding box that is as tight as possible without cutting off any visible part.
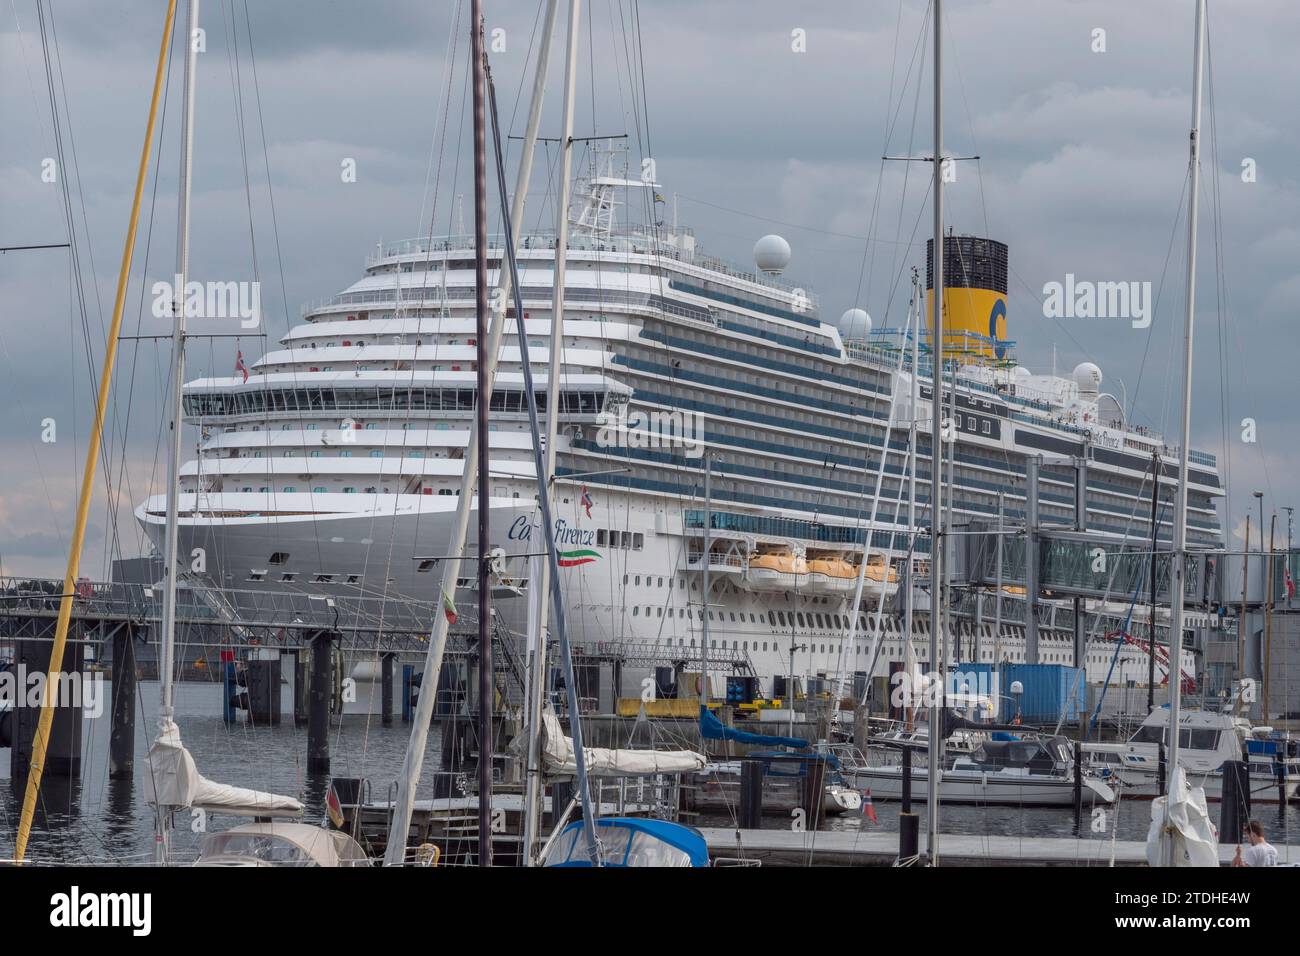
[235,349,249,384]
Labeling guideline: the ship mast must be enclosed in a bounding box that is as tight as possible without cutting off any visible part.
[522,0,581,867]
[926,0,945,866]
[155,0,201,865]
[1159,0,1206,867]
[384,0,560,866]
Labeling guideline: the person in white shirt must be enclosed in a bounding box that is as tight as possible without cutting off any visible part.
[1232,820,1278,867]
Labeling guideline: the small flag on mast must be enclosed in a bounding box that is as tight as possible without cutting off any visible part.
[581,486,593,518]
[1287,565,1295,600]
[441,589,457,625]
[235,349,249,383]
[325,785,346,829]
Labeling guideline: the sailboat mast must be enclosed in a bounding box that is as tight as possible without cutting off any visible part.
[906,270,920,667]
[523,0,580,866]
[12,0,179,865]
[926,0,945,866]
[701,456,712,705]
[469,0,495,869]
[156,0,200,866]
[383,0,558,868]
[1161,0,1206,866]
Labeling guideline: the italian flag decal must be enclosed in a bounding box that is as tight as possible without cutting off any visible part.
[441,589,457,625]
[557,548,599,568]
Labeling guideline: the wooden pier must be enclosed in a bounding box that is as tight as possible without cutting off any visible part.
[699,827,1300,867]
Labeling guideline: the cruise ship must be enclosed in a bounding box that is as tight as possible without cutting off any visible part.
[135,150,1220,693]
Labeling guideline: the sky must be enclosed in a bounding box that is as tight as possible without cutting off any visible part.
[1,0,1298,578]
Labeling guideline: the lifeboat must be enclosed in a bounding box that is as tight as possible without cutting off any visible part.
[804,550,900,599]
[745,544,809,591]
[805,550,861,595]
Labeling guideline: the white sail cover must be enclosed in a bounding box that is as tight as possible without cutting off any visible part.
[143,719,304,817]
[541,712,707,777]
[1145,766,1218,867]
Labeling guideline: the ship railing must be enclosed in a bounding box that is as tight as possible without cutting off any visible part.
[362,229,817,297]
[682,550,747,571]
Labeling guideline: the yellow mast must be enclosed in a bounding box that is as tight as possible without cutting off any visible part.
[13,0,179,863]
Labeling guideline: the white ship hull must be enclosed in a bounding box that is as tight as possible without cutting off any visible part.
[138,488,1186,694]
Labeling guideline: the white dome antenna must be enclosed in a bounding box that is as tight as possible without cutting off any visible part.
[754,234,791,274]
[1073,361,1102,397]
[839,308,872,340]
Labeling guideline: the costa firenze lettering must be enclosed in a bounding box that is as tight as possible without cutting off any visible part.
[507,516,596,549]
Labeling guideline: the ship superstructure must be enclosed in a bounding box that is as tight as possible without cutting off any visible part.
[136,150,1221,691]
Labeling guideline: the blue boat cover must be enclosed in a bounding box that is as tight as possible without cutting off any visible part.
[699,705,808,749]
[547,817,709,867]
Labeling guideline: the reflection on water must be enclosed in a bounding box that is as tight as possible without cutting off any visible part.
[1,680,443,865]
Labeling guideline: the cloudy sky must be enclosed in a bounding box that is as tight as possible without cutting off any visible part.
[2,0,1298,578]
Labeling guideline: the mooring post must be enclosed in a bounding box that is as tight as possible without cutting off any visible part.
[246,652,282,726]
[1219,757,1250,843]
[1073,740,1083,829]
[109,625,138,779]
[381,652,395,727]
[307,629,336,774]
[222,654,238,725]
[289,649,308,727]
[901,744,913,813]
[11,635,84,784]
[402,664,415,722]
[898,811,920,863]
[801,756,827,832]
[739,758,763,829]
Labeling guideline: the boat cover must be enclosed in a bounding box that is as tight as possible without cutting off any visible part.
[699,705,808,749]
[1145,766,1218,867]
[143,719,304,817]
[541,711,707,777]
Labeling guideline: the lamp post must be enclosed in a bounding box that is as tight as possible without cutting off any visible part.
[788,641,808,737]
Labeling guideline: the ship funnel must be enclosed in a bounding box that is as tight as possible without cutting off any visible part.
[926,235,1009,362]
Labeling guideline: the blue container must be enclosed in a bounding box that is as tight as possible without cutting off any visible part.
[951,663,1086,724]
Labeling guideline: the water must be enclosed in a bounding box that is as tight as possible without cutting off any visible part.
[0,679,442,864]
[5,682,1300,864]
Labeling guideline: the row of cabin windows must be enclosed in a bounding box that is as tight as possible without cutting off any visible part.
[595,529,644,549]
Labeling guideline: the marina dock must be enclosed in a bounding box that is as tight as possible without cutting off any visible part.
[699,828,1300,867]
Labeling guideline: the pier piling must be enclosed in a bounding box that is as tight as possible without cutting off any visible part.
[739,759,764,829]
[246,653,282,726]
[307,630,336,773]
[11,636,85,784]
[108,625,138,779]
[381,652,395,727]
[1219,758,1251,843]
[801,757,827,832]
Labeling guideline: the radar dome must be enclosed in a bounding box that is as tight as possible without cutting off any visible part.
[754,234,792,274]
[1073,362,1102,396]
[839,308,872,339]
[1012,366,1032,383]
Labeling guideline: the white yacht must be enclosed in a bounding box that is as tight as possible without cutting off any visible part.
[1113,708,1300,803]
[135,148,1221,692]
